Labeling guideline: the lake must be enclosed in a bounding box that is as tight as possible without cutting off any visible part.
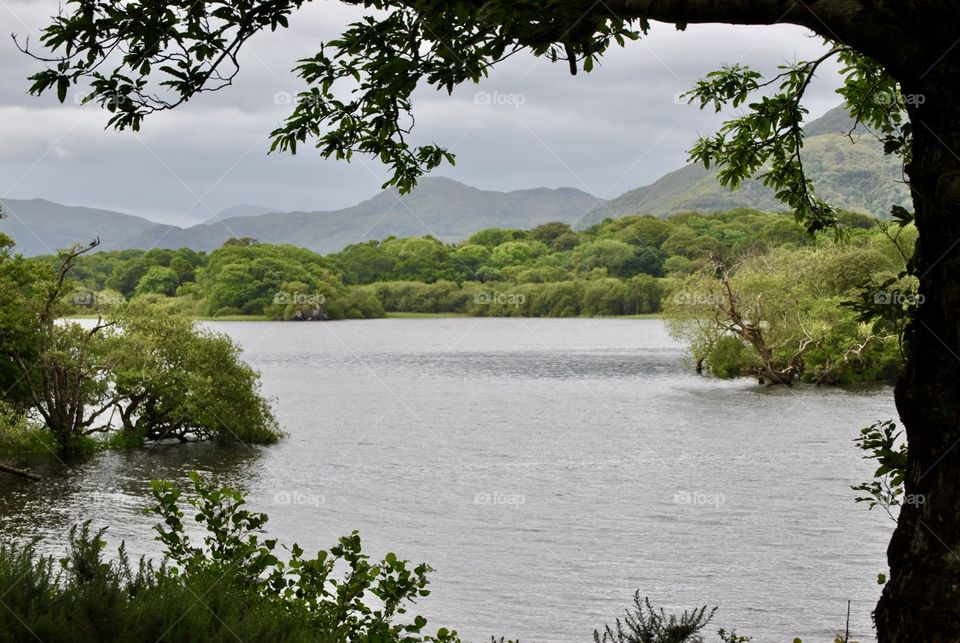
[0,318,896,641]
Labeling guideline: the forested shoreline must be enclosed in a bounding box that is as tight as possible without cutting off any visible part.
[46,207,916,384]
[52,208,883,315]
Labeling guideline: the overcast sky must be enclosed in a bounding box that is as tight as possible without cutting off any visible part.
[0,1,846,226]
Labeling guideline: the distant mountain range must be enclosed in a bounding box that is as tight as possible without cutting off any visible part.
[0,199,158,257]
[204,204,282,224]
[0,105,910,257]
[106,179,603,255]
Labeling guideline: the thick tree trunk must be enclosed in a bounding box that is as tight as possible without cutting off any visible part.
[874,67,960,641]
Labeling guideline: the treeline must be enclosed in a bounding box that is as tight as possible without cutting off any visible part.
[359,276,664,316]
[45,208,916,384]
[53,208,878,320]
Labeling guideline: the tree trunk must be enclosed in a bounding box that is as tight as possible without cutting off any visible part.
[874,66,960,641]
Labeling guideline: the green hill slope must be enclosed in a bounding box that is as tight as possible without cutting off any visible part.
[584,105,910,225]
[116,177,604,254]
[0,198,158,256]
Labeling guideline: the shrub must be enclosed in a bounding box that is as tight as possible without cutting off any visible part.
[0,404,55,455]
[706,336,753,378]
[212,306,242,317]
[0,473,461,643]
[593,592,750,643]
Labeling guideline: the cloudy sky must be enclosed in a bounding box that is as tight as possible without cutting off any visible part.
[0,1,846,226]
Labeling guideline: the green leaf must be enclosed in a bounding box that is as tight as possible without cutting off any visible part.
[57,76,69,103]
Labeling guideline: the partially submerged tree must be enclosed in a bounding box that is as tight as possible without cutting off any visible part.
[106,303,282,445]
[18,1,960,638]
[11,240,120,451]
[666,245,904,385]
[0,240,281,452]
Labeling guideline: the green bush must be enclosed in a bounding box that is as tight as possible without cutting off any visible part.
[0,473,461,643]
[706,336,753,379]
[0,405,56,455]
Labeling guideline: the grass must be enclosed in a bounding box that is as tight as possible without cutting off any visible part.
[385,312,471,318]
[604,313,664,319]
[69,312,663,321]
[66,314,269,322]
[385,312,664,319]
[386,312,663,319]
[202,314,269,321]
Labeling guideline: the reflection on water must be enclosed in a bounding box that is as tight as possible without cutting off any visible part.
[1,442,263,552]
[0,319,895,642]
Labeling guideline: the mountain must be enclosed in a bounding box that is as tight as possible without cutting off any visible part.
[115,177,604,254]
[582,105,910,225]
[204,204,281,224]
[0,198,158,257]
[0,105,911,257]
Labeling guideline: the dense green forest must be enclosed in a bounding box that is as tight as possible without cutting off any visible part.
[53,208,880,317]
[45,208,916,384]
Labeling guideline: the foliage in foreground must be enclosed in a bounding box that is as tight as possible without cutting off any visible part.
[0,472,459,643]
[594,592,727,643]
[852,420,909,521]
[0,473,880,642]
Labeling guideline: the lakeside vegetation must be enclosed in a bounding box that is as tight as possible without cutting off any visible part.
[0,205,915,460]
[48,207,915,385]
[12,0,954,635]
[0,232,281,458]
[0,472,803,643]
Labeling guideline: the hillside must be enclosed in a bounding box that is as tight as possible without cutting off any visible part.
[0,105,911,256]
[115,177,604,254]
[584,105,910,225]
[204,204,282,224]
[0,198,157,256]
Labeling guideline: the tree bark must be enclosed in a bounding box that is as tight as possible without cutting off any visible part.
[874,63,960,641]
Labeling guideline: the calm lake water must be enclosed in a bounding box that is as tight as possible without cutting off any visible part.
[0,318,896,642]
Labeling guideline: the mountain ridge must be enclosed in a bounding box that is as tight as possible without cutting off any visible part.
[0,105,910,256]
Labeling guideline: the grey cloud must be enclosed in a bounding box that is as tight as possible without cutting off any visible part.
[0,3,845,225]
